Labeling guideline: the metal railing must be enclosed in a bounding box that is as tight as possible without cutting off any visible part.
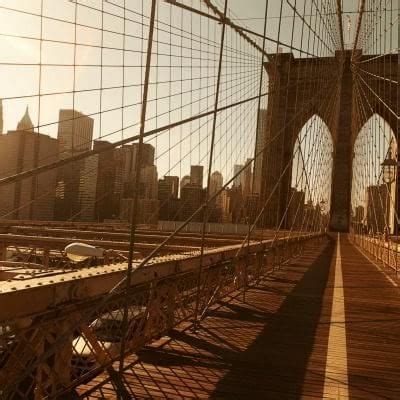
[351,233,399,276]
[0,233,321,399]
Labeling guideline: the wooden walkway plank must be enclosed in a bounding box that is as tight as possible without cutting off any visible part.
[78,235,400,399]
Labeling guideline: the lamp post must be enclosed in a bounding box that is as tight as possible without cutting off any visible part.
[381,151,397,241]
[381,150,397,185]
[319,199,326,233]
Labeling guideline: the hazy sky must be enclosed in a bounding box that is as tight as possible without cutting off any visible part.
[0,0,393,198]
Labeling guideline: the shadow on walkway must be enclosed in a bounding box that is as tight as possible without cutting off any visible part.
[81,239,336,399]
[210,237,335,399]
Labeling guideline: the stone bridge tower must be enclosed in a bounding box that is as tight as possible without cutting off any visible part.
[256,50,398,232]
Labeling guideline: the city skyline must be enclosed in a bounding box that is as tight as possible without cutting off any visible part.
[0,0,365,197]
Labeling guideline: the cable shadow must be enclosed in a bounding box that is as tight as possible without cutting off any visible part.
[210,237,335,399]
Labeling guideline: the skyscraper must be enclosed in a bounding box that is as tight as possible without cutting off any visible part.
[180,184,205,222]
[253,109,268,195]
[366,184,390,234]
[17,106,34,132]
[119,143,159,224]
[210,171,223,196]
[0,108,58,220]
[55,109,96,220]
[158,176,180,220]
[93,140,124,221]
[243,158,253,194]
[233,164,244,188]
[180,175,191,196]
[190,165,203,186]
[209,171,224,222]
[58,109,94,154]
[287,188,305,229]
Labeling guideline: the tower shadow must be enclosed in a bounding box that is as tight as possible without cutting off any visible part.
[210,237,335,399]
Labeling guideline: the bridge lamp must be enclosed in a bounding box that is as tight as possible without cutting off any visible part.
[64,242,105,262]
[381,152,397,185]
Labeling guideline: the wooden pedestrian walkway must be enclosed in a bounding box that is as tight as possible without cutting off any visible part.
[79,234,400,399]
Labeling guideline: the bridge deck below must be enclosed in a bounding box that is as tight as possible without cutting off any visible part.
[79,235,400,399]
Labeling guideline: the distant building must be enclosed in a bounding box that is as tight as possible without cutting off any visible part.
[158,176,179,220]
[227,186,244,223]
[190,165,203,186]
[0,107,58,220]
[158,176,179,201]
[180,175,191,196]
[58,109,93,154]
[93,140,124,221]
[220,189,231,223]
[253,109,267,195]
[139,165,158,199]
[210,171,223,195]
[366,184,390,234]
[209,171,224,222]
[243,159,253,195]
[233,164,244,188]
[119,143,159,222]
[120,198,159,225]
[303,200,316,231]
[180,183,205,222]
[55,109,96,221]
[287,188,305,229]
[121,143,156,197]
[244,193,259,224]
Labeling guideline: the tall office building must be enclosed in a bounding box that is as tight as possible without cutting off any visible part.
[227,185,244,223]
[220,189,231,223]
[366,184,390,234]
[158,176,179,221]
[180,175,191,196]
[233,164,245,188]
[0,108,58,220]
[58,109,94,154]
[180,184,205,222]
[190,165,204,186]
[158,176,179,201]
[55,109,96,221]
[253,109,267,195]
[17,107,34,132]
[210,171,223,196]
[243,158,253,194]
[93,140,124,221]
[121,143,155,197]
[139,165,158,199]
[119,143,159,224]
[287,188,305,229]
[209,171,224,222]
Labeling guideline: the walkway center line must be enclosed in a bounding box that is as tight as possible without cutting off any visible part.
[323,233,349,399]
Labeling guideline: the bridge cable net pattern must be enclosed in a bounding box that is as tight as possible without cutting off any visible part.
[349,0,399,273]
[0,0,392,398]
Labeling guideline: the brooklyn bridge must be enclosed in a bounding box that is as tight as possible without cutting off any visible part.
[0,0,398,398]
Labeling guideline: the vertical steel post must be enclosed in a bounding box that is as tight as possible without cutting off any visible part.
[193,0,228,329]
[118,0,157,377]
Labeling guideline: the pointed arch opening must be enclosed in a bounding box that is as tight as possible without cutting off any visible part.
[289,115,334,231]
[351,113,397,235]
